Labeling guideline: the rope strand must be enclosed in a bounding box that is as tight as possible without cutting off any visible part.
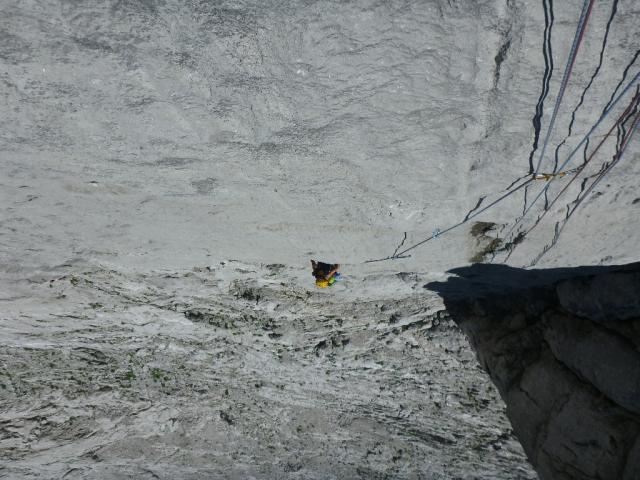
[531,0,595,179]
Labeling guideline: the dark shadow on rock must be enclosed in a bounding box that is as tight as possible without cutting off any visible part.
[424,261,640,301]
[425,262,640,480]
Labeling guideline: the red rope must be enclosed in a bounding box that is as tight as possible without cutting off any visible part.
[505,90,640,261]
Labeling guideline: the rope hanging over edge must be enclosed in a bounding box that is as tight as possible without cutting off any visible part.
[364,70,640,265]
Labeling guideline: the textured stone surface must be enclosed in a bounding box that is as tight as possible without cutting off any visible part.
[430,262,640,480]
[1,0,639,272]
[0,263,536,479]
[624,434,640,480]
[543,312,640,415]
[2,0,640,478]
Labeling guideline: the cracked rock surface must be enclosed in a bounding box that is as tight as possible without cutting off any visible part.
[1,262,535,479]
[432,262,640,480]
[2,0,640,479]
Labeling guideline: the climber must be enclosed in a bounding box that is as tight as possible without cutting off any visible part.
[311,260,341,288]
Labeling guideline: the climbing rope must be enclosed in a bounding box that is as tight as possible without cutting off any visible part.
[364,176,534,263]
[532,110,640,265]
[531,0,595,180]
[562,112,639,218]
[502,90,640,262]
[364,70,640,264]
[505,69,640,240]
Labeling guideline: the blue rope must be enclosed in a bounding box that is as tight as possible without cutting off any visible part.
[509,69,640,236]
[532,0,593,180]
[364,68,640,265]
[532,113,639,265]
[364,176,533,263]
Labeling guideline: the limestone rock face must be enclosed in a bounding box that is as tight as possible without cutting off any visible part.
[433,263,640,480]
[2,0,639,478]
[1,0,639,271]
[1,262,539,479]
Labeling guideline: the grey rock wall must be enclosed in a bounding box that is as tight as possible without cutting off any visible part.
[2,0,640,478]
[0,262,538,479]
[430,263,640,480]
[1,0,639,270]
